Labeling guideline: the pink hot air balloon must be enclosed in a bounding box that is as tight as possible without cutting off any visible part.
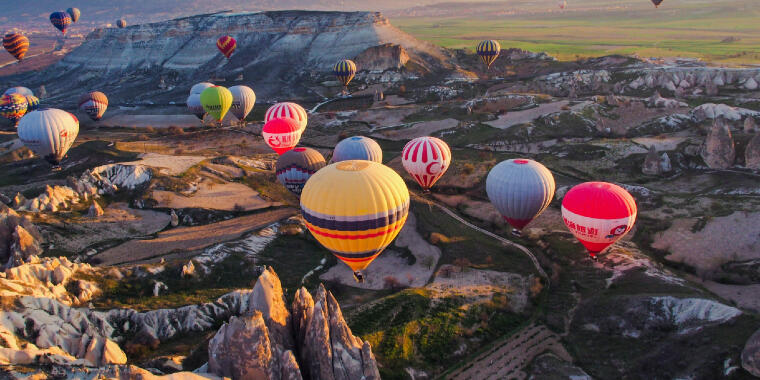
[402,136,451,192]
[262,118,302,155]
[561,182,637,259]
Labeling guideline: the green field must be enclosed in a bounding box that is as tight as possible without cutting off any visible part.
[392,0,760,64]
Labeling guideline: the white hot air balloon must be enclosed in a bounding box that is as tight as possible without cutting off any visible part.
[4,87,33,97]
[17,108,79,168]
[229,85,256,122]
[187,93,205,120]
[265,102,308,132]
[401,136,451,192]
[190,82,214,95]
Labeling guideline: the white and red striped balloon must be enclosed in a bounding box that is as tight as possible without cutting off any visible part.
[265,102,308,132]
[262,117,302,155]
[401,136,451,191]
[561,182,637,258]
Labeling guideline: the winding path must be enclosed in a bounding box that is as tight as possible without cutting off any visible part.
[411,193,548,280]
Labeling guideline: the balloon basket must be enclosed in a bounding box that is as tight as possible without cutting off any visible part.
[353,271,365,283]
[511,228,522,237]
[51,165,62,172]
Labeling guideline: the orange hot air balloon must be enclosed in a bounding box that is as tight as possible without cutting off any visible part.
[3,33,29,61]
[217,36,236,59]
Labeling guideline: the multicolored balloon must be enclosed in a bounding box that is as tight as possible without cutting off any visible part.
[0,94,28,125]
[217,36,236,59]
[561,182,637,259]
[186,94,205,120]
[486,159,556,231]
[116,19,127,28]
[334,59,357,87]
[300,160,410,281]
[67,8,81,23]
[476,40,501,69]
[78,91,108,121]
[200,86,232,122]
[17,109,79,166]
[3,33,29,61]
[262,118,302,155]
[559,0,567,9]
[190,82,214,95]
[3,87,33,97]
[275,147,326,195]
[229,85,255,121]
[401,136,451,191]
[25,96,39,112]
[265,102,308,132]
[331,136,382,163]
[50,12,72,35]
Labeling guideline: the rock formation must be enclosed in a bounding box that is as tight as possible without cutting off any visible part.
[0,207,43,268]
[88,201,105,217]
[701,120,736,169]
[746,133,760,170]
[642,146,671,175]
[745,117,757,133]
[170,209,179,227]
[743,328,760,377]
[354,43,410,71]
[691,103,760,123]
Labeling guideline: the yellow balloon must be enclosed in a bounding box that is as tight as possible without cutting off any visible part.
[300,160,410,277]
[200,86,233,122]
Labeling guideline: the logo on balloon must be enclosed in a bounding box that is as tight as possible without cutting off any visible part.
[268,136,282,147]
[606,225,628,238]
[426,162,442,175]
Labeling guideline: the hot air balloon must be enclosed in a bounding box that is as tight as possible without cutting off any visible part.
[559,0,567,9]
[476,40,501,70]
[265,102,308,132]
[116,19,127,28]
[561,182,637,259]
[331,136,382,163]
[401,136,451,192]
[50,12,72,35]
[262,118,302,155]
[190,82,214,95]
[67,7,81,23]
[651,0,663,7]
[200,86,232,123]
[229,85,255,122]
[186,94,205,120]
[17,108,79,167]
[78,91,108,121]
[3,33,29,61]
[301,160,410,282]
[486,159,556,235]
[333,59,357,93]
[0,94,27,126]
[3,87,33,97]
[217,36,236,59]
[25,95,39,112]
[275,147,326,195]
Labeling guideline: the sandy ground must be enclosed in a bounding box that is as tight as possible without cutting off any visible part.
[353,106,418,127]
[93,208,296,266]
[601,101,687,135]
[153,181,276,211]
[44,203,171,253]
[374,118,458,140]
[98,114,205,129]
[652,211,760,272]
[319,213,441,289]
[486,101,574,129]
[427,264,529,310]
[132,153,207,175]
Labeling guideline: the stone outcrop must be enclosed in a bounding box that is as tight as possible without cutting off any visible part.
[88,201,105,217]
[0,207,42,268]
[701,120,736,169]
[208,313,276,380]
[745,117,758,133]
[691,103,760,123]
[642,146,671,175]
[743,328,760,377]
[746,133,760,170]
[353,43,410,71]
[645,91,687,109]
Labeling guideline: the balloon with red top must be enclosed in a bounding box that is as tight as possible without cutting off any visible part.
[217,36,236,59]
[262,117,302,155]
[561,182,637,259]
[402,136,451,192]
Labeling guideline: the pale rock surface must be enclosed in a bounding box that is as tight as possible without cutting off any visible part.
[0,208,43,268]
[692,103,760,123]
[701,121,736,169]
[745,117,757,133]
[88,201,105,217]
[743,328,760,377]
[746,133,760,170]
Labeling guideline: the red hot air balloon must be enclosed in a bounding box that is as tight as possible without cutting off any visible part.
[262,118,302,155]
[401,136,451,192]
[217,36,236,59]
[561,182,637,259]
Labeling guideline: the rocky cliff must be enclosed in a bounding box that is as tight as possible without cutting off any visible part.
[17,11,452,104]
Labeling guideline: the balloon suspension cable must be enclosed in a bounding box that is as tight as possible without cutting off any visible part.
[353,271,365,283]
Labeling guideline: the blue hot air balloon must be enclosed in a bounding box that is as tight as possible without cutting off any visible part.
[486,159,556,233]
[330,136,382,163]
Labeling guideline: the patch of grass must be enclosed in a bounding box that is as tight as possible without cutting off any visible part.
[240,172,298,206]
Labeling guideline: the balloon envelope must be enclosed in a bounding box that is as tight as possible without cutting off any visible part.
[3,33,29,61]
[116,19,127,28]
[401,136,451,191]
[486,159,555,230]
[17,109,79,165]
[50,12,72,34]
[300,160,410,273]
[25,96,39,112]
[217,36,236,59]
[262,118,302,155]
[0,94,27,125]
[561,182,637,257]
[275,147,326,195]
[229,85,256,121]
[265,102,308,132]
[186,94,205,120]
[651,0,663,7]
[78,91,108,121]
[476,40,501,69]
[331,136,382,163]
[4,87,33,97]
[190,82,214,95]
[67,7,81,23]
[200,86,233,122]
[333,59,357,87]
